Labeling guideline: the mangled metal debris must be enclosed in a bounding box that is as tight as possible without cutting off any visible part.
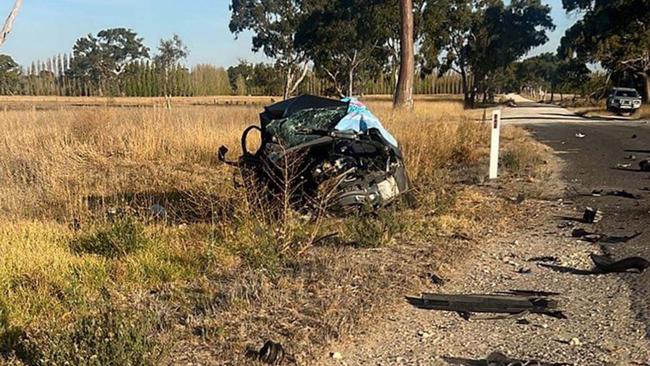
[590,189,639,199]
[219,95,411,214]
[582,207,602,223]
[245,340,286,365]
[571,228,642,244]
[640,159,650,171]
[590,254,650,274]
[443,351,572,366]
[406,291,566,320]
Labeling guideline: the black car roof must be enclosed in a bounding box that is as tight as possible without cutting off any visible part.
[260,95,350,128]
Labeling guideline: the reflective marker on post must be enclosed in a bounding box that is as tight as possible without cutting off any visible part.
[489,110,501,180]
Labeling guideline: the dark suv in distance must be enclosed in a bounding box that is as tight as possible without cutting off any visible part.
[607,87,643,115]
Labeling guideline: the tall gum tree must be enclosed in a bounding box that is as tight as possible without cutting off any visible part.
[394,0,415,109]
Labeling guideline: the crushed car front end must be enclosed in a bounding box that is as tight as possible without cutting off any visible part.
[219,95,411,214]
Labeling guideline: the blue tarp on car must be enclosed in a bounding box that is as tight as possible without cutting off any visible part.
[335,98,399,148]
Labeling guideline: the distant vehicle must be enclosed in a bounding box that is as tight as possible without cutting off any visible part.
[607,87,642,115]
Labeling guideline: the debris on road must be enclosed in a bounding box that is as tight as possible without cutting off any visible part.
[497,290,561,297]
[442,351,573,366]
[571,228,593,237]
[428,272,447,285]
[246,340,286,365]
[575,132,585,139]
[219,95,411,214]
[640,159,650,171]
[571,228,605,242]
[590,189,640,199]
[570,228,642,243]
[406,292,566,319]
[616,163,632,169]
[582,207,603,223]
[590,254,650,274]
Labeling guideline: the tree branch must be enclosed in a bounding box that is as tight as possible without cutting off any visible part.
[0,0,23,47]
[289,61,309,94]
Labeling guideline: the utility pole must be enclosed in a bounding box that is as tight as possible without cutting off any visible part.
[393,0,414,110]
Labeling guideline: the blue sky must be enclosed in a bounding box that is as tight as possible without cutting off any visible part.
[1,0,580,68]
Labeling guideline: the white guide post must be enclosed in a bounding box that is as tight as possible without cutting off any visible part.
[489,109,501,180]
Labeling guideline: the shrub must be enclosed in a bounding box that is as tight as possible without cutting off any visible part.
[17,301,164,366]
[70,218,149,258]
[344,209,404,248]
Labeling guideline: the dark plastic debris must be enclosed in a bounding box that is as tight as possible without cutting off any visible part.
[443,351,572,365]
[583,207,603,223]
[245,340,285,365]
[406,293,566,319]
[590,254,650,274]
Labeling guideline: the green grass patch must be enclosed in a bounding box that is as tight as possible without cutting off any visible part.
[70,218,150,258]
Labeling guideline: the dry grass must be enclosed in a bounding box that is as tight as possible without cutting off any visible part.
[0,98,547,364]
[639,104,650,119]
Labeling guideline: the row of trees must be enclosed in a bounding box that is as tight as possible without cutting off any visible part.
[0,53,233,97]
[231,0,649,106]
[230,0,556,106]
[0,47,469,97]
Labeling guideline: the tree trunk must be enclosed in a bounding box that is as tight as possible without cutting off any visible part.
[0,0,23,47]
[393,0,414,110]
[469,81,476,109]
[460,66,470,107]
[642,71,650,104]
[283,67,293,100]
[348,68,354,97]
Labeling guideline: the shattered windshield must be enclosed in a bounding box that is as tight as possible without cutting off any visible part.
[266,106,348,148]
[615,90,638,98]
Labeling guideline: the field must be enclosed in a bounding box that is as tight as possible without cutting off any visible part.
[0,96,549,364]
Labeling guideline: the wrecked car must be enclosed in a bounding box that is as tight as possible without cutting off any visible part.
[219,95,411,213]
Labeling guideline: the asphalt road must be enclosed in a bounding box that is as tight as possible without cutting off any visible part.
[316,99,650,365]
[518,99,650,342]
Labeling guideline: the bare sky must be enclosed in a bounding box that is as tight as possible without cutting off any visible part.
[0,0,580,68]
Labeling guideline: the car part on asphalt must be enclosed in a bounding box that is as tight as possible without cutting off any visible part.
[497,290,562,297]
[582,207,602,223]
[591,189,639,199]
[590,254,650,274]
[219,95,412,214]
[406,293,567,319]
[640,159,650,171]
[572,228,642,244]
[443,352,572,366]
